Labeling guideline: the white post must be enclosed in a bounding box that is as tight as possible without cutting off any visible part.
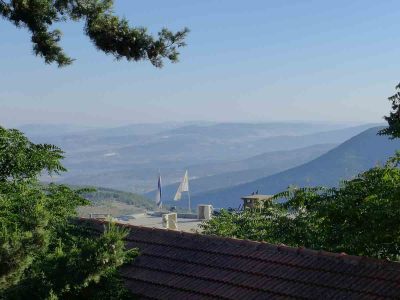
[187,190,191,213]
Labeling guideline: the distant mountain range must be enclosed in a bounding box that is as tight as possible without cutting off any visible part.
[56,124,375,192]
[16,122,395,211]
[18,122,380,194]
[192,127,400,208]
[146,143,336,201]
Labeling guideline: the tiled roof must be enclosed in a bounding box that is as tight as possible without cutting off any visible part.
[81,219,400,299]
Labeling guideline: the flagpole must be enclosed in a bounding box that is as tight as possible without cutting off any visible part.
[186,170,191,213]
[159,170,161,212]
[187,189,191,213]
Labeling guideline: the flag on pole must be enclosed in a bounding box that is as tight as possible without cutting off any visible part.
[155,174,162,209]
[181,170,189,192]
[173,189,181,201]
[174,170,189,201]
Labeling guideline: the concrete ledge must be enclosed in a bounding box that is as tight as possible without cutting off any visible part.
[148,211,198,219]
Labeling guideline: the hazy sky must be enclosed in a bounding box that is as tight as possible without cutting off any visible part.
[1,0,399,126]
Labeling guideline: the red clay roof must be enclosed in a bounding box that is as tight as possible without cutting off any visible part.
[82,219,400,299]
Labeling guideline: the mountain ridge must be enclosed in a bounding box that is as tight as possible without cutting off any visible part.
[146,143,336,201]
[191,127,400,208]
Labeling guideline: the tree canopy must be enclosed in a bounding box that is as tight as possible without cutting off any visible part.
[380,83,400,139]
[0,0,189,67]
[0,126,136,299]
[202,153,400,261]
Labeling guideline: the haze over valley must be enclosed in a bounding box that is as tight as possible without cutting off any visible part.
[18,121,386,208]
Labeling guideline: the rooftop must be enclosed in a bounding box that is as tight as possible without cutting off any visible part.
[241,194,273,201]
[81,219,400,299]
[114,213,201,232]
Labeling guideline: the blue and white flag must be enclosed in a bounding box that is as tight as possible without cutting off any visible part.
[155,174,162,209]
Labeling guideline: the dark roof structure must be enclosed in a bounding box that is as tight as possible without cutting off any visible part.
[82,219,400,299]
[241,194,272,201]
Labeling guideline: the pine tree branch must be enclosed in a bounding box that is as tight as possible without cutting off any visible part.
[0,0,188,67]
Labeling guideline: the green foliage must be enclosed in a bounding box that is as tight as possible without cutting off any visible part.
[0,126,136,299]
[202,153,400,261]
[380,83,400,138]
[0,127,65,181]
[0,0,188,67]
[5,223,137,299]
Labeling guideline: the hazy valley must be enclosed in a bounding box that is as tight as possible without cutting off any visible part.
[18,121,387,209]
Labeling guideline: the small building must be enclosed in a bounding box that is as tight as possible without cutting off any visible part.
[241,194,273,209]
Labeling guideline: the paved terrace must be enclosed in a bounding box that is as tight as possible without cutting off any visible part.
[115,213,203,232]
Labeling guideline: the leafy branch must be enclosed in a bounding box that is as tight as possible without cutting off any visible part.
[0,0,189,67]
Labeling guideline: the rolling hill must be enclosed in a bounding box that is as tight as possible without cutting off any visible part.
[191,127,400,208]
[57,124,375,192]
[147,143,336,201]
[21,122,378,193]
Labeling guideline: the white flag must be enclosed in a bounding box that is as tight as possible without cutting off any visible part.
[174,170,189,201]
[181,170,189,192]
[174,189,182,201]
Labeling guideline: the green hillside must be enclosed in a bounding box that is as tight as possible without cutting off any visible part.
[193,127,400,208]
[82,187,155,210]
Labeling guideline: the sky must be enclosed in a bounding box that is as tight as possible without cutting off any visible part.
[1,0,399,127]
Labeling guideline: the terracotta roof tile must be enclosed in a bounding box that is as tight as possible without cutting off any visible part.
[79,219,400,299]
